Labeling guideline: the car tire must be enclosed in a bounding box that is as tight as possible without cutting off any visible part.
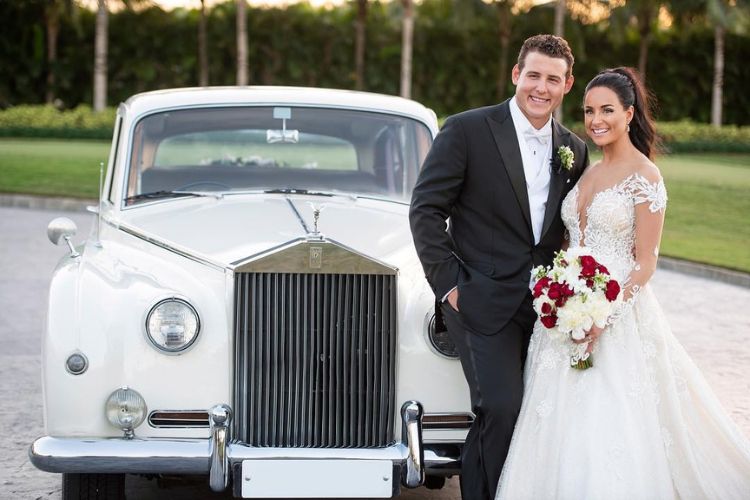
[62,473,125,500]
[424,475,446,490]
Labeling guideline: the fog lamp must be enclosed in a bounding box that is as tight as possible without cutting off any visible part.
[145,298,200,353]
[427,314,459,359]
[65,352,88,375]
[105,387,147,439]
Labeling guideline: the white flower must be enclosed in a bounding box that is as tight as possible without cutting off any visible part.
[560,264,585,292]
[556,145,575,171]
[586,292,612,328]
[557,295,593,340]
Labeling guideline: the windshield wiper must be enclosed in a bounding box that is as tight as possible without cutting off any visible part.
[263,188,335,197]
[124,190,218,204]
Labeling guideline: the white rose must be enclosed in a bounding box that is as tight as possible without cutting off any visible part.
[557,296,593,339]
[586,292,612,328]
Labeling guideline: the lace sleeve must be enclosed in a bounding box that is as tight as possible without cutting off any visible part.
[608,172,668,324]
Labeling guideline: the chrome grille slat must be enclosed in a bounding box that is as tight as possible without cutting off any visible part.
[234,271,396,448]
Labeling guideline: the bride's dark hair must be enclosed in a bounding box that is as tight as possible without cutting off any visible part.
[584,67,658,159]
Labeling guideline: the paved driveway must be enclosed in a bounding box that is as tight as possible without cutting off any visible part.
[1,206,747,499]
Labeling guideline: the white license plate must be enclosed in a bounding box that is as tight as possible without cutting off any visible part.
[240,459,395,498]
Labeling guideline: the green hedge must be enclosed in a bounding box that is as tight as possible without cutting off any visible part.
[2,105,749,153]
[4,1,750,126]
[566,121,750,154]
[0,105,116,139]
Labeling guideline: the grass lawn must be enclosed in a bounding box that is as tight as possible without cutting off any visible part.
[657,153,750,273]
[1,138,748,273]
[0,138,109,199]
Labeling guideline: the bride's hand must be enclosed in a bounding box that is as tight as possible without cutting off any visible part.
[574,324,605,344]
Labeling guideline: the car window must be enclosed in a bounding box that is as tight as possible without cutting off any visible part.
[154,131,357,171]
[125,106,432,205]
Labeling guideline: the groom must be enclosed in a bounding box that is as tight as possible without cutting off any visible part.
[409,34,588,499]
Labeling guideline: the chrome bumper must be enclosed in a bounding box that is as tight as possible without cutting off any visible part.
[29,401,461,493]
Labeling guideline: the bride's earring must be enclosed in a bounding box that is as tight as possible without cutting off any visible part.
[627,122,631,132]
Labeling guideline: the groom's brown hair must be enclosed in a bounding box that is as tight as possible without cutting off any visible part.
[518,34,575,77]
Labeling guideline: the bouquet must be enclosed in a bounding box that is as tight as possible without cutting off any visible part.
[531,248,622,370]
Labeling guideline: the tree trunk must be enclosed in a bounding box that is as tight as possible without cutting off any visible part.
[496,1,511,102]
[400,0,414,99]
[45,4,60,105]
[236,0,248,86]
[711,24,724,127]
[354,0,367,90]
[199,0,208,86]
[553,0,565,37]
[553,0,565,122]
[636,2,654,81]
[637,34,651,81]
[93,0,108,112]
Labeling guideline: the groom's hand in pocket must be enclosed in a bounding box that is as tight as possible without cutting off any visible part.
[447,288,460,312]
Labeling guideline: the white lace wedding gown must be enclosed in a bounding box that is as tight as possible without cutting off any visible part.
[496,173,750,500]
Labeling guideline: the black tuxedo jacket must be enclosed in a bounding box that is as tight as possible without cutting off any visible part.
[409,100,589,335]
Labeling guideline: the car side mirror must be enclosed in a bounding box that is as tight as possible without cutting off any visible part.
[47,217,80,258]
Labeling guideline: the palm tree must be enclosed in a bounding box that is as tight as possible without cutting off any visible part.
[706,0,749,126]
[354,0,368,90]
[554,0,566,38]
[495,0,515,102]
[237,0,248,86]
[93,0,108,111]
[44,0,76,105]
[93,0,144,111]
[553,0,566,122]
[608,0,664,81]
[670,0,749,126]
[199,0,209,86]
[634,0,659,80]
[400,0,414,99]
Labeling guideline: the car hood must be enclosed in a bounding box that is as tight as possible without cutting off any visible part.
[116,194,418,269]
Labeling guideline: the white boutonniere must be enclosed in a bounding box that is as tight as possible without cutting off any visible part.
[552,145,575,173]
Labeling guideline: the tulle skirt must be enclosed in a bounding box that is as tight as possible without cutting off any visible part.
[496,285,750,500]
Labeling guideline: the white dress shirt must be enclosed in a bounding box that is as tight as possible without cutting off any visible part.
[508,96,553,245]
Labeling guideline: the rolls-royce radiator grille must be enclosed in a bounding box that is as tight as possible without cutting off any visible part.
[233,272,397,448]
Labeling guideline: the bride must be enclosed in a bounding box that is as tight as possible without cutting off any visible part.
[495,67,750,499]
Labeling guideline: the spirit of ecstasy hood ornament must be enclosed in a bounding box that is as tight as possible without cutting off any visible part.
[308,202,326,237]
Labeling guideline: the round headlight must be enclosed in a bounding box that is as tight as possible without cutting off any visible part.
[105,387,147,438]
[145,298,200,353]
[427,314,459,359]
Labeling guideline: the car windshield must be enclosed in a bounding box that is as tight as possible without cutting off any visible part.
[124,106,433,205]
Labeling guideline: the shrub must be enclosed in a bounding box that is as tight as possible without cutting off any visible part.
[0,105,115,139]
[566,120,750,154]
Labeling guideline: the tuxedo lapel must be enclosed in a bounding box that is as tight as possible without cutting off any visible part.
[540,120,570,240]
[486,103,533,239]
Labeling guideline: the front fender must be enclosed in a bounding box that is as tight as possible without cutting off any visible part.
[43,229,230,438]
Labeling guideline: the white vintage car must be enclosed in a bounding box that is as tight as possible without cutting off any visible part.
[30,87,471,498]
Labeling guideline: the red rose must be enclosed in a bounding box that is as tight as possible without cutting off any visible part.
[605,280,621,302]
[580,255,597,277]
[547,283,561,300]
[540,315,557,329]
[597,264,609,275]
[561,284,574,297]
[541,302,553,315]
[533,277,551,298]
[555,296,568,308]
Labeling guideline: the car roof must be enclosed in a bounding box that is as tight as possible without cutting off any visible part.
[121,86,438,131]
